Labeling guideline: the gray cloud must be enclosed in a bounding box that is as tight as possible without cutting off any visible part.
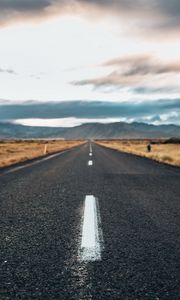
[80,0,180,20]
[104,55,180,75]
[158,0,180,17]
[0,0,51,11]
[72,55,180,91]
[0,0,180,31]
[0,67,17,75]
[0,99,179,125]
[77,0,139,10]
[0,0,67,26]
[72,71,135,88]
[0,0,145,13]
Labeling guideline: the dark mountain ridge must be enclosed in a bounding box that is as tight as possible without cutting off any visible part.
[0,121,179,139]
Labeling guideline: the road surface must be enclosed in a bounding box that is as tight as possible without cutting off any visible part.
[0,142,180,299]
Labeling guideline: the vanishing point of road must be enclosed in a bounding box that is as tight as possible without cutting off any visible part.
[0,142,180,299]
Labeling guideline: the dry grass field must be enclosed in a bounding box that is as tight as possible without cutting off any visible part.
[0,140,85,168]
[96,140,180,167]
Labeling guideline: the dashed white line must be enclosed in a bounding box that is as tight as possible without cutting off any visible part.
[88,160,93,166]
[89,153,92,157]
[79,195,103,262]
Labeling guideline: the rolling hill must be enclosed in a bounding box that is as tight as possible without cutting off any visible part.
[0,122,179,139]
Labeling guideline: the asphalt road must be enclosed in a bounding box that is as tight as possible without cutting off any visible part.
[0,142,180,300]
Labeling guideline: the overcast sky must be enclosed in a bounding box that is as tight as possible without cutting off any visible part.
[0,0,180,126]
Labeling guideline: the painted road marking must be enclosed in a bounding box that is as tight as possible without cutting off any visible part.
[0,150,69,176]
[89,144,92,153]
[88,160,93,166]
[89,153,92,157]
[79,195,103,261]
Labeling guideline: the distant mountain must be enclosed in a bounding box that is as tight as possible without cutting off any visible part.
[0,122,179,139]
[0,123,65,139]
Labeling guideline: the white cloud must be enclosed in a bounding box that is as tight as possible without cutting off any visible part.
[0,0,180,121]
[13,117,126,127]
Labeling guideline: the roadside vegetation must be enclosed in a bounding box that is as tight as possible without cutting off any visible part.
[96,139,180,167]
[0,140,85,168]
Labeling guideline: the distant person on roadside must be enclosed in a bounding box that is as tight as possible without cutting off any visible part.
[147,143,151,152]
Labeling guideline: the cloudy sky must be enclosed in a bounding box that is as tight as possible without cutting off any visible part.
[0,0,180,126]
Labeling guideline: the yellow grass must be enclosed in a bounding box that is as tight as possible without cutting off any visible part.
[0,140,86,168]
[96,140,180,167]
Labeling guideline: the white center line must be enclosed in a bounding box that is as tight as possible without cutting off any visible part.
[89,153,92,157]
[79,195,103,262]
[88,160,93,166]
